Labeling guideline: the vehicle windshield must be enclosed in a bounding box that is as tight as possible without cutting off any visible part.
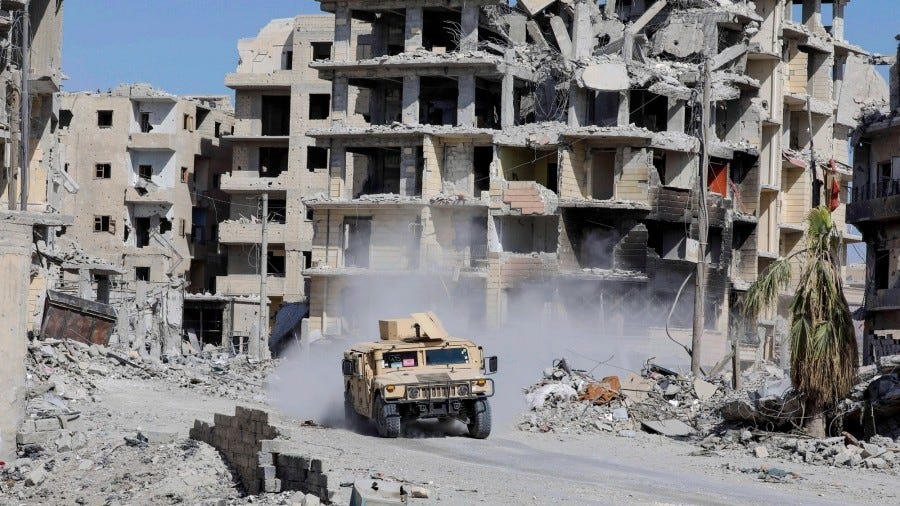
[382,351,418,369]
[425,347,469,366]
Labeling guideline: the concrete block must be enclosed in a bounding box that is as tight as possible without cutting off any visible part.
[263,478,282,493]
[17,429,60,445]
[258,451,274,466]
[141,430,177,444]
[310,459,323,473]
[34,417,62,432]
[258,465,277,481]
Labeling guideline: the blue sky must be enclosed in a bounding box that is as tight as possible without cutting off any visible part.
[63,0,899,96]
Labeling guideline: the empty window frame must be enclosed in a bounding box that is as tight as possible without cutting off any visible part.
[309,94,331,120]
[181,167,189,183]
[95,163,111,179]
[311,41,332,60]
[307,146,328,171]
[140,112,152,133]
[60,109,73,128]
[138,164,153,181]
[282,50,294,70]
[214,122,222,138]
[874,250,890,290]
[97,110,113,128]
[93,215,114,233]
[135,267,151,281]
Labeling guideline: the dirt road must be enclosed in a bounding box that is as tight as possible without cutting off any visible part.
[93,377,899,505]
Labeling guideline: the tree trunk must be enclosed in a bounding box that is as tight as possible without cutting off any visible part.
[804,410,827,438]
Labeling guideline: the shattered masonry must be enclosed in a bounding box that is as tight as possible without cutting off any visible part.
[211,0,877,365]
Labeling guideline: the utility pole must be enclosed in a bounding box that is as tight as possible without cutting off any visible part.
[806,96,821,207]
[691,61,712,377]
[19,4,29,211]
[7,84,19,211]
[257,192,270,360]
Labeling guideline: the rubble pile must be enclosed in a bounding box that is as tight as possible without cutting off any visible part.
[519,356,900,473]
[517,359,727,437]
[26,338,273,404]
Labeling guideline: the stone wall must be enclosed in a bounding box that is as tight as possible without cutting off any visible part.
[189,406,335,503]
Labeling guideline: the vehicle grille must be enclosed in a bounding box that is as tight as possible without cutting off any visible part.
[428,385,450,398]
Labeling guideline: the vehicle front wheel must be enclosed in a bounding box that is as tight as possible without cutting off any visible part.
[375,396,401,438]
[467,398,492,439]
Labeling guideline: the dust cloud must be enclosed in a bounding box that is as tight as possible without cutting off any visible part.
[267,217,694,432]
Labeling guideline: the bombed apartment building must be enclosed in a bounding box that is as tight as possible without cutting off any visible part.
[218,14,372,347]
[289,0,876,365]
[58,84,234,293]
[55,84,235,353]
[847,37,900,365]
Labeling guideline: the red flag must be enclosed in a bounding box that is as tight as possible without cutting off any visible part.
[829,179,840,212]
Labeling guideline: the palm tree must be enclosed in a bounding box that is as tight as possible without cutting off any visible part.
[744,207,858,437]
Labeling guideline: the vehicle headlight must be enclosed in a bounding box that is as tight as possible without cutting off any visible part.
[408,387,420,399]
[457,384,469,396]
[386,385,396,393]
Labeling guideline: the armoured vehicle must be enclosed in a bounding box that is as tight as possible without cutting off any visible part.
[341,312,498,438]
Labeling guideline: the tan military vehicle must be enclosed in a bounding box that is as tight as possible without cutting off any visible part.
[341,312,498,439]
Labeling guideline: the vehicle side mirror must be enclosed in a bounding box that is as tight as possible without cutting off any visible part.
[485,356,498,374]
[342,358,354,376]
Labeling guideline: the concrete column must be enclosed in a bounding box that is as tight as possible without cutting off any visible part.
[572,0,594,59]
[329,145,347,199]
[501,72,515,128]
[617,91,630,126]
[832,0,845,40]
[0,220,32,460]
[402,76,420,125]
[568,87,587,127]
[604,0,618,18]
[803,0,822,31]
[458,75,476,127]
[667,99,686,133]
[400,147,418,196]
[332,77,349,126]
[334,5,352,62]
[460,6,479,51]
[78,268,92,299]
[405,7,423,52]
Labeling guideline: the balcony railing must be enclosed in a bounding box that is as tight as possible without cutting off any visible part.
[852,180,900,202]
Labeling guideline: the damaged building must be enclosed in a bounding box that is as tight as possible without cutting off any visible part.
[248,0,879,366]
[847,36,900,365]
[218,14,372,349]
[1,0,70,461]
[55,84,235,354]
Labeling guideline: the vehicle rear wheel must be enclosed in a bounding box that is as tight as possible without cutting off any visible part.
[344,390,357,424]
[375,396,401,438]
[467,398,492,439]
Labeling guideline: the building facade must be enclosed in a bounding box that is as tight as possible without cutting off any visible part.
[218,15,369,330]
[269,0,878,367]
[58,84,234,296]
[847,40,900,364]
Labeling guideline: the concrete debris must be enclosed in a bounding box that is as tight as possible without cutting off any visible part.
[519,357,900,472]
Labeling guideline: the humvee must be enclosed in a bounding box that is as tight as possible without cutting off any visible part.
[341,312,498,439]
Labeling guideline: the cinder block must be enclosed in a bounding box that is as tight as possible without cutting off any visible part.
[263,478,282,493]
[258,451,274,466]
[310,458,322,473]
[17,430,60,445]
[258,466,277,481]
